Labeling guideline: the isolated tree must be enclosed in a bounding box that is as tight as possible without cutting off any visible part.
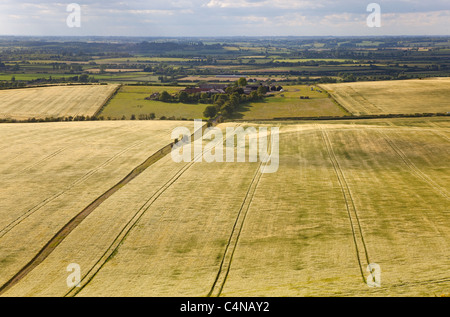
[203,105,217,119]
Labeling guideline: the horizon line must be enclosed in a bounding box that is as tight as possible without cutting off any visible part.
[0,34,449,38]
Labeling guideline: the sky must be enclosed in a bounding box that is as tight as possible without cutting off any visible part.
[0,0,449,37]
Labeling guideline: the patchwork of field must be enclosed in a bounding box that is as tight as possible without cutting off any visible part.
[1,118,448,297]
[99,85,208,120]
[0,84,119,120]
[320,78,450,116]
[235,85,349,120]
[179,76,294,82]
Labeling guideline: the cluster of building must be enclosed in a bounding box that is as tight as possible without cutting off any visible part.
[146,82,284,101]
[184,83,284,96]
[183,84,228,95]
[243,83,284,95]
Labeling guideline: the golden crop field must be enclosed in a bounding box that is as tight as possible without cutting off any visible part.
[320,78,450,116]
[0,120,190,293]
[0,84,119,120]
[1,118,448,297]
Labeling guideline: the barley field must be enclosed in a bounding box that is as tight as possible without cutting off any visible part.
[1,118,448,297]
[0,84,119,120]
[320,78,450,116]
[0,120,188,292]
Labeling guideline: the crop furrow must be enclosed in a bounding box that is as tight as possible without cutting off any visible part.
[378,129,449,200]
[208,128,272,297]
[65,123,217,296]
[319,125,371,283]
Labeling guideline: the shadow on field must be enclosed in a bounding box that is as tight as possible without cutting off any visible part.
[229,101,268,120]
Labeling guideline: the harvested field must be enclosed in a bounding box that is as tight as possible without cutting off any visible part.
[1,118,448,297]
[0,84,119,120]
[320,78,450,116]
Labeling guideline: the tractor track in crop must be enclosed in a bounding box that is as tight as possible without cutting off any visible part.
[207,128,274,297]
[0,139,150,239]
[378,128,449,200]
[65,123,236,297]
[427,121,450,142]
[319,125,371,283]
[19,147,67,173]
[0,125,207,296]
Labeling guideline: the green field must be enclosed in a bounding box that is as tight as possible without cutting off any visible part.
[273,58,351,63]
[233,85,350,120]
[99,85,209,120]
[93,57,195,64]
[0,73,74,81]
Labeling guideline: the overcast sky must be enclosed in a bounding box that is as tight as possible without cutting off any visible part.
[0,0,449,37]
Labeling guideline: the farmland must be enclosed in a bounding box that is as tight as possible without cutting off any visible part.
[233,85,350,120]
[0,35,449,299]
[0,120,191,293]
[2,36,450,88]
[0,84,119,120]
[98,85,209,120]
[0,118,448,297]
[320,78,450,116]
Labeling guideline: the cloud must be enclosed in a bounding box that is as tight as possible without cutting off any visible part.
[0,0,449,36]
[205,0,323,9]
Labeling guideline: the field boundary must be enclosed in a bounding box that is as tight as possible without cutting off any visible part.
[2,113,449,125]
[231,113,450,122]
[92,84,122,118]
[318,86,354,115]
[0,83,106,91]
